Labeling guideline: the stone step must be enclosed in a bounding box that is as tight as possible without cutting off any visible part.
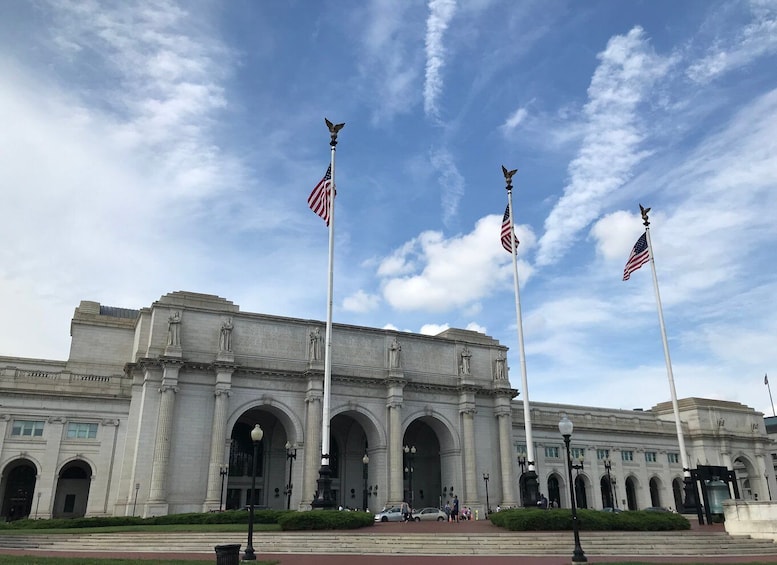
[1,530,775,557]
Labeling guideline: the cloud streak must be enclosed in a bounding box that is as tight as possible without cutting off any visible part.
[424,0,457,120]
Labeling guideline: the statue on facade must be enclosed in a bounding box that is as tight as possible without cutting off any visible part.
[309,327,322,361]
[460,346,472,375]
[389,337,401,368]
[219,318,233,352]
[495,351,506,380]
[167,311,181,347]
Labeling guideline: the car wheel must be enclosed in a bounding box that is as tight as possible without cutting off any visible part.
[381,516,388,522]
[414,517,420,522]
[437,516,445,521]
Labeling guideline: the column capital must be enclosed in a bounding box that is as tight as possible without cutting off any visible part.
[214,389,232,398]
[159,384,179,394]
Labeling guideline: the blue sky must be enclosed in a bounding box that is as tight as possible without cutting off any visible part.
[1,0,776,415]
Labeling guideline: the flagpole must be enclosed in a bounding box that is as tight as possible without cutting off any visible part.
[766,374,776,417]
[640,205,695,512]
[503,166,539,508]
[313,118,344,509]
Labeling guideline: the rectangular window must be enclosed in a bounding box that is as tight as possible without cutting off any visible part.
[570,447,585,460]
[596,449,610,460]
[544,446,560,458]
[645,452,657,463]
[621,450,634,462]
[66,422,98,439]
[11,420,44,437]
[63,494,76,513]
[668,453,679,464]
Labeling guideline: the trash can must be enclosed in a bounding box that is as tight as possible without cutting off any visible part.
[214,543,241,565]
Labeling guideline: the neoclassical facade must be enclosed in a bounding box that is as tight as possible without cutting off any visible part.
[0,291,774,520]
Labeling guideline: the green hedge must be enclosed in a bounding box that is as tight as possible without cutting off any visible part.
[278,510,374,531]
[489,508,690,531]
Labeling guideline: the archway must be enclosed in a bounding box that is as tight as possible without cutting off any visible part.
[672,478,683,510]
[1,460,37,521]
[649,477,661,508]
[733,455,759,500]
[547,473,562,508]
[53,460,92,518]
[574,474,588,509]
[600,476,614,508]
[403,419,442,510]
[625,476,638,510]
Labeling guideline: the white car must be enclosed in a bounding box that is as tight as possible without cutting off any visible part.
[373,506,404,522]
[414,507,447,521]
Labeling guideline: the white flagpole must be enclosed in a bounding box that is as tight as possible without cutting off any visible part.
[315,118,344,508]
[503,166,538,506]
[640,206,691,488]
[766,374,776,417]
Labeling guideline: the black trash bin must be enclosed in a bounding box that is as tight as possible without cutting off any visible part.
[214,543,241,565]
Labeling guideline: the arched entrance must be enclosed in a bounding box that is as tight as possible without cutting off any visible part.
[600,476,614,508]
[53,460,92,518]
[649,477,661,507]
[625,476,638,510]
[1,460,37,521]
[672,478,683,510]
[547,474,562,508]
[574,474,588,509]
[403,419,442,509]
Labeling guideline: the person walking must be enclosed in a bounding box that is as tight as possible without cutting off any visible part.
[452,495,460,523]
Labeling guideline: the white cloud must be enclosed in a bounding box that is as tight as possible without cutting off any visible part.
[420,323,450,335]
[500,106,528,134]
[430,147,465,225]
[342,290,381,313]
[536,26,672,266]
[465,322,487,334]
[378,214,535,312]
[424,0,457,119]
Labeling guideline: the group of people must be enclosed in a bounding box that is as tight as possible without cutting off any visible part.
[442,495,471,522]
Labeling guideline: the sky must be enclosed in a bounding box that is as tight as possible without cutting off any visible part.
[1,0,776,416]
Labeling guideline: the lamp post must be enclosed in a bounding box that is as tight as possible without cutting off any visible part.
[219,465,229,511]
[284,441,296,510]
[517,451,528,474]
[559,415,587,563]
[133,483,140,516]
[403,445,416,506]
[243,423,263,561]
[483,473,491,515]
[362,453,370,511]
[604,459,615,509]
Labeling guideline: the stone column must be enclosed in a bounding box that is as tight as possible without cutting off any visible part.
[146,360,181,515]
[388,401,403,505]
[496,408,518,506]
[302,391,322,509]
[41,416,66,518]
[203,365,233,511]
[461,408,478,506]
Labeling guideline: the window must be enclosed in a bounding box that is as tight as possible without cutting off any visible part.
[544,446,560,458]
[645,452,657,463]
[570,447,585,460]
[596,449,610,460]
[621,450,634,462]
[66,422,98,439]
[11,420,44,437]
[668,453,679,464]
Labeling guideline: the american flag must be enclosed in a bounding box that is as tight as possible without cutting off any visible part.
[501,204,518,253]
[623,233,650,280]
[307,165,333,226]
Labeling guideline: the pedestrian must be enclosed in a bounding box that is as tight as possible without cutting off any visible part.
[452,495,460,523]
[444,500,451,521]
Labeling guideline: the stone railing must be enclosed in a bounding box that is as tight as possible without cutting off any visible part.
[723,500,777,541]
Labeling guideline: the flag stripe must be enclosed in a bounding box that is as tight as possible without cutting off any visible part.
[623,232,650,280]
[501,204,519,253]
[308,165,333,226]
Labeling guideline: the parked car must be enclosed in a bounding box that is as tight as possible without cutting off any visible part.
[601,507,623,513]
[414,507,447,521]
[644,506,671,512]
[374,506,404,522]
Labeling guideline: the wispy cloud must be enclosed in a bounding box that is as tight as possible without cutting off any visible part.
[536,27,672,266]
[424,0,457,120]
[500,106,529,135]
[429,147,465,225]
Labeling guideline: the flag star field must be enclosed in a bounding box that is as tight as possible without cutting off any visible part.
[1,0,776,414]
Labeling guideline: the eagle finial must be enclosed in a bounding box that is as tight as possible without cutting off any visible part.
[502,165,518,190]
[639,203,651,227]
[325,118,345,146]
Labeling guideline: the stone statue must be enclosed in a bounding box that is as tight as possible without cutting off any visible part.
[389,338,401,368]
[460,346,472,375]
[309,327,322,361]
[219,318,233,352]
[495,351,506,380]
[167,311,181,347]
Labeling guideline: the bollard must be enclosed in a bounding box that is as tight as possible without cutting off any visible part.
[214,543,241,565]
[475,509,479,521]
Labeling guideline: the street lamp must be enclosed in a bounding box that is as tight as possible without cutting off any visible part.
[483,473,491,515]
[284,442,296,510]
[243,423,263,561]
[403,445,416,506]
[603,459,615,509]
[362,453,370,511]
[517,451,528,474]
[219,466,229,511]
[559,414,587,564]
[133,483,140,516]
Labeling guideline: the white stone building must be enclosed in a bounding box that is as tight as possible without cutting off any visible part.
[0,291,774,519]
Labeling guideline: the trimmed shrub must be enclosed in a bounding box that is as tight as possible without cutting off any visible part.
[489,508,690,532]
[278,510,374,531]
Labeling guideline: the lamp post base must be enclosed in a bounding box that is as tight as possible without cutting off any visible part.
[311,464,336,510]
[523,470,540,508]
